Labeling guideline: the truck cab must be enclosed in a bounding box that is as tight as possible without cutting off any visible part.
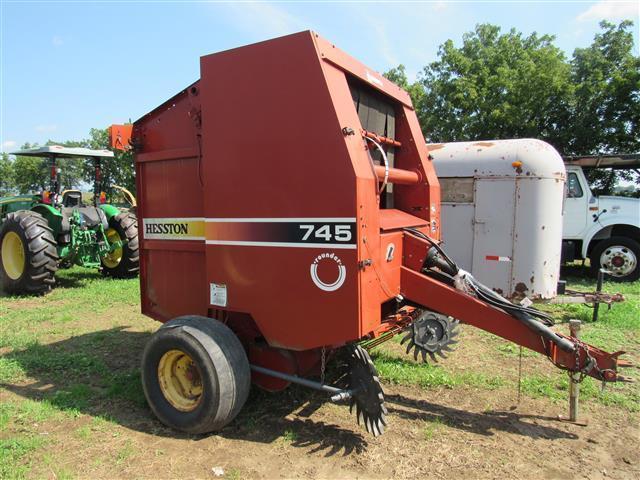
[562,164,640,281]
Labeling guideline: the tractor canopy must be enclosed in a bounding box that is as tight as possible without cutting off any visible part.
[11,145,114,159]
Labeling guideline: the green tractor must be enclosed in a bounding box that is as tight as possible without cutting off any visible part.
[0,146,139,295]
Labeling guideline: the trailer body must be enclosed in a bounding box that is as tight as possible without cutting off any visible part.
[430,139,566,299]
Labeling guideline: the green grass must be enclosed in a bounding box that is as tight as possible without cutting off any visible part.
[0,436,46,480]
[0,268,147,478]
[280,429,298,444]
[422,417,447,441]
[0,265,638,478]
[372,351,506,390]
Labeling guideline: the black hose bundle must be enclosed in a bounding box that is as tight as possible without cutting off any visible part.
[404,228,559,329]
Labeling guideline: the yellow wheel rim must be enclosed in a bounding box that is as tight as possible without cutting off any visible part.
[158,349,203,412]
[102,228,123,268]
[1,231,26,280]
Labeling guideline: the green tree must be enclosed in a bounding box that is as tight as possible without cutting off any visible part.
[12,142,49,193]
[417,24,573,146]
[82,127,135,195]
[569,20,640,194]
[0,152,14,195]
[383,64,425,110]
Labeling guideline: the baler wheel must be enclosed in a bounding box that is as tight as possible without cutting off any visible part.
[347,345,388,436]
[100,212,139,278]
[0,211,58,295]
[141,316,251,434]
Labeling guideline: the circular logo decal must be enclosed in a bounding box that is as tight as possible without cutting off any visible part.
[310,253,346,292]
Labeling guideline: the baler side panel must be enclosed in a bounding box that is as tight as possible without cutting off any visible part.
[199,31,361,350]
[134,86,207,321]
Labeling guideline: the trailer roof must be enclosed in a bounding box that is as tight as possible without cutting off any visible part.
[11,145,114,158]
[563,154,640,169]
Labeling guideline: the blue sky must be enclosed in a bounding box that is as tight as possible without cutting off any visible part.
[1,0,638,152]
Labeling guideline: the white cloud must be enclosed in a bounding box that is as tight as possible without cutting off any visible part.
[221,2,305,38]
[35,124,57,133]
[52,35,64,47]
[1,140,16,151]
[577,1,639,22]
[432,1,449,13]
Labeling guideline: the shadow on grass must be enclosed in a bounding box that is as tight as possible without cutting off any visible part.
[54,268,104,289]
[0,327,367,455]
[385,393,577,440]
[2,327,577,451]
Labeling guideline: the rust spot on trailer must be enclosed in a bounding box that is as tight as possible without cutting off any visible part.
[473,142,494,147]
[428,143,445,151]
[514,282,528,293]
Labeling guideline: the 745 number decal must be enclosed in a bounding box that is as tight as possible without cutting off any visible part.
[299,224,354,243]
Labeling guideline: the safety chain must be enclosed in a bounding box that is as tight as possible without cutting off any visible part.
[320,346,326,385]
[570,340,598,384]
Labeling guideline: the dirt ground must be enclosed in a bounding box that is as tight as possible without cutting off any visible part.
[1,270,639,479]
[4,375,639,479]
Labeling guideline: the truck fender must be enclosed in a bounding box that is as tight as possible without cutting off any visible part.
[582,220,640,258]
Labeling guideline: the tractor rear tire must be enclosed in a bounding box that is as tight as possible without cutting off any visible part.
[101,212,139,278]
[141,316,251,434]
[0,211,58,295]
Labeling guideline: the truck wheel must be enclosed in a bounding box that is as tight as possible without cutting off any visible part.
[0,211,58,295]
[590,237,640,282]
[141,316,251,434]
[101,212,139,278]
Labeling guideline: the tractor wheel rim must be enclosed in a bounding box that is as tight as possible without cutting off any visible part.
[600,246,637,277]
[1,231,26,280]
[102,228,123,268]
[158,349,203,412]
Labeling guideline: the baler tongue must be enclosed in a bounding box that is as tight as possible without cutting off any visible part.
[399,229,627,383]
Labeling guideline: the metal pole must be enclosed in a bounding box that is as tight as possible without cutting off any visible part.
[592,269,605,322]
[569,319,581,422]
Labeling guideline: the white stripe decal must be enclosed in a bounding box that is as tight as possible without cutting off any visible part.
[205,217,357,223]
[205,240,357,249]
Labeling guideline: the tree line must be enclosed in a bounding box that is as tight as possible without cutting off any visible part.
[384,20,639,195]
[0,128,134,197]
[1,20,637,197]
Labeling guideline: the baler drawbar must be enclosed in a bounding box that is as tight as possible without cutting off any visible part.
[111,31,629,437]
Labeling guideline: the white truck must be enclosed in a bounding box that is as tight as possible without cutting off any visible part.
[562,157,640,282]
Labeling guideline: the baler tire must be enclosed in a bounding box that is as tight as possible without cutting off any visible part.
[0,211,58,295]
[141,316,251,434]
[101,212,139,278]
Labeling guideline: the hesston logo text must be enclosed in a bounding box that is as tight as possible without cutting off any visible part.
[145,223,189,235]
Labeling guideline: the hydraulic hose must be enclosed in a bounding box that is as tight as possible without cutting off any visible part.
[403,228,574,352]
